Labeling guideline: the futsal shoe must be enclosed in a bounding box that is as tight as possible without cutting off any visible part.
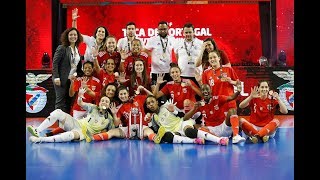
[82,126,93,143]
[27,125,39,137]
[29,136,41,143]
[219,137,229,146]
[249,135,259,144]
[194,137,205,145]
[153,126,166,144]
[232,134,246,144]
[262,135,270,143]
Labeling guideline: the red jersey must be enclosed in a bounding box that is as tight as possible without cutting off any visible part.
[97,68,116,87]
[160,79,199,110]
[248,97,279,127]
[97,51,121,72]
[123,52,149,78]
[116,95,148,126]
[122,76,151,97]
[198,95,228,127]
[72,76,102,112]
[202,66,238,110]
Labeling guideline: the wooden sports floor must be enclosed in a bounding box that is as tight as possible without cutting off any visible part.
[26,115,294,180]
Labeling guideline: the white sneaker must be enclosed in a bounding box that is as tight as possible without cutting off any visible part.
[27,125,39,137]
[232,134,246,144]
[29,136,41,143]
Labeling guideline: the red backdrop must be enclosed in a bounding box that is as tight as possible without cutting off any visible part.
[67,4,262,65]
[276,0,294,65]
[26,0,294,69]
[26,0,52,69]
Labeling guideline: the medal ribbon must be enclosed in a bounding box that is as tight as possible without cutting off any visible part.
[160,35,168,54]
[184,40,194,57]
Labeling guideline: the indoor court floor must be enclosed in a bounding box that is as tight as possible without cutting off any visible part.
[26,115,294,180]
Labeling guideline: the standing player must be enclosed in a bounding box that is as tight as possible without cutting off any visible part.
[119,39,149,78]
[195,37,231,71]
[96,36,121,73]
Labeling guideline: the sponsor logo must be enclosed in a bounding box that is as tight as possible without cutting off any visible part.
[273,70,294,111]
[26,73,51,113]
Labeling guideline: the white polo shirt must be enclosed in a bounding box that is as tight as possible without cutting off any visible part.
[175,37,203,77]
[82,35,103,62]
[145,35,176,74]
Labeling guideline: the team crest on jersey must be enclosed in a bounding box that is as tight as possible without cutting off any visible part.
[201,111,207,118]
[182,88,187,93]
[273,69,294,111]
[26,73,51,113]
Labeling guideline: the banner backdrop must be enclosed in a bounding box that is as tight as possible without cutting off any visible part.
[26,66,293,117]
[67,4,262,64]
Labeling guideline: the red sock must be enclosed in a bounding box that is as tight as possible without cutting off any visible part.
[230,115,240,136]
[258,119,280,137]
[46,127,65,136]
[241,120,258,136]
[148,133,156,141]
[93,132,109,141]
[52,127,65,134]
[198,127,217,136]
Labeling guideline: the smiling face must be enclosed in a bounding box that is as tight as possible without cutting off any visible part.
[95,27,107,41]
[118,88,129,102]
[146,96,159,112]
[201,84,212,101]
[205,41,215,52]
[258,81,270,98]
[158,23,168,38]
[131,39,141,55]
[104,59,115,73]
[105,84,116,99]
[99,96,111,109]
[134,60,144,74]
[208,51,221,69]
[106,37,117,53]
[170,67,181,82]
[68,30,78,44]
[83,62,94,76]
